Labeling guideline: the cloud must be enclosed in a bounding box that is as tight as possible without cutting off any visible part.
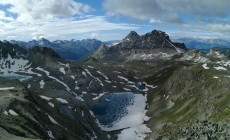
[32,34,46,40]
[0,16,138,41]
[103,0,230,23]
[0,1,139,41]
[0,10,14,21]
[91,32,99,38]
[0,0,93,22]
[165,22,230,39]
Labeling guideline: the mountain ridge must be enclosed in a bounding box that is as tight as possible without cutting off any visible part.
[93,30,187,61]
[3,38,102,60]
[1,31,230,140]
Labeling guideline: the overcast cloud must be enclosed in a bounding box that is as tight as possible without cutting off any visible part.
[103,0,230,23]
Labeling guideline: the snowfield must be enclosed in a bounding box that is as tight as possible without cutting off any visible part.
[117,124,151,140]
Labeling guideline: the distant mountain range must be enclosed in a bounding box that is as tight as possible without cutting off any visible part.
[3,38,102,60]
[3,35,230,61]
[174,38,230,49]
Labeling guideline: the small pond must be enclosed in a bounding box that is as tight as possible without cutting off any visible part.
[91,92,135,128]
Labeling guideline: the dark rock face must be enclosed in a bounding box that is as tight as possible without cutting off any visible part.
[30,46,61,59]
[0,41,29,59]
[94,30,187,61]
[28,46,62,67]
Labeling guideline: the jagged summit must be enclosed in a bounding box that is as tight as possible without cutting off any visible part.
[93,29,187,61]
[124,31,140,41]
[145,30,169,40]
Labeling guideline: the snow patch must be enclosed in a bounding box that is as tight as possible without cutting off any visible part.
[0,54,31,73]
[105,80,112,83]
[48,102,55,108]
[118,75,129,81]
[3,110,8,115]
[27,84,31,89]
[9,109,18,116]
[123,88,131,91]
[47,131,55,139]
[202,64,209,69]
[93,92,108,100]
[214,66,227,71]
[56,98,68,104]
[59,67,65,75]
[85,69,104,87]
[117,124,151,140]
[39,80,45,89]
[97,71,109,80]
[82,71,87,77]
[87,65,94,69]
[82,111,84,117]
[40,95,52,101]
[36,67,84,101]
[0,87,14,90]
[47,114,59,125]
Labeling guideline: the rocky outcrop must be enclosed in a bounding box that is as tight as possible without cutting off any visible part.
[94,30,187,61]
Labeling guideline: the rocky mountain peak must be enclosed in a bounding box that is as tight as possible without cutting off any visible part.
[93,29,187,61]
[148,30,169,39]
[124,31,140,41]
[39,38,50,42]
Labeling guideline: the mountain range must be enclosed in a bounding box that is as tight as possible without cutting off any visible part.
[94,30,187,61]
[174,38,230,49]
[0,30,230,140]
[4,35,230,62]
[4,38,102,60]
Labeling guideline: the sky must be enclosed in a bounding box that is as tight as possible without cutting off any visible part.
[0,0,230,41]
